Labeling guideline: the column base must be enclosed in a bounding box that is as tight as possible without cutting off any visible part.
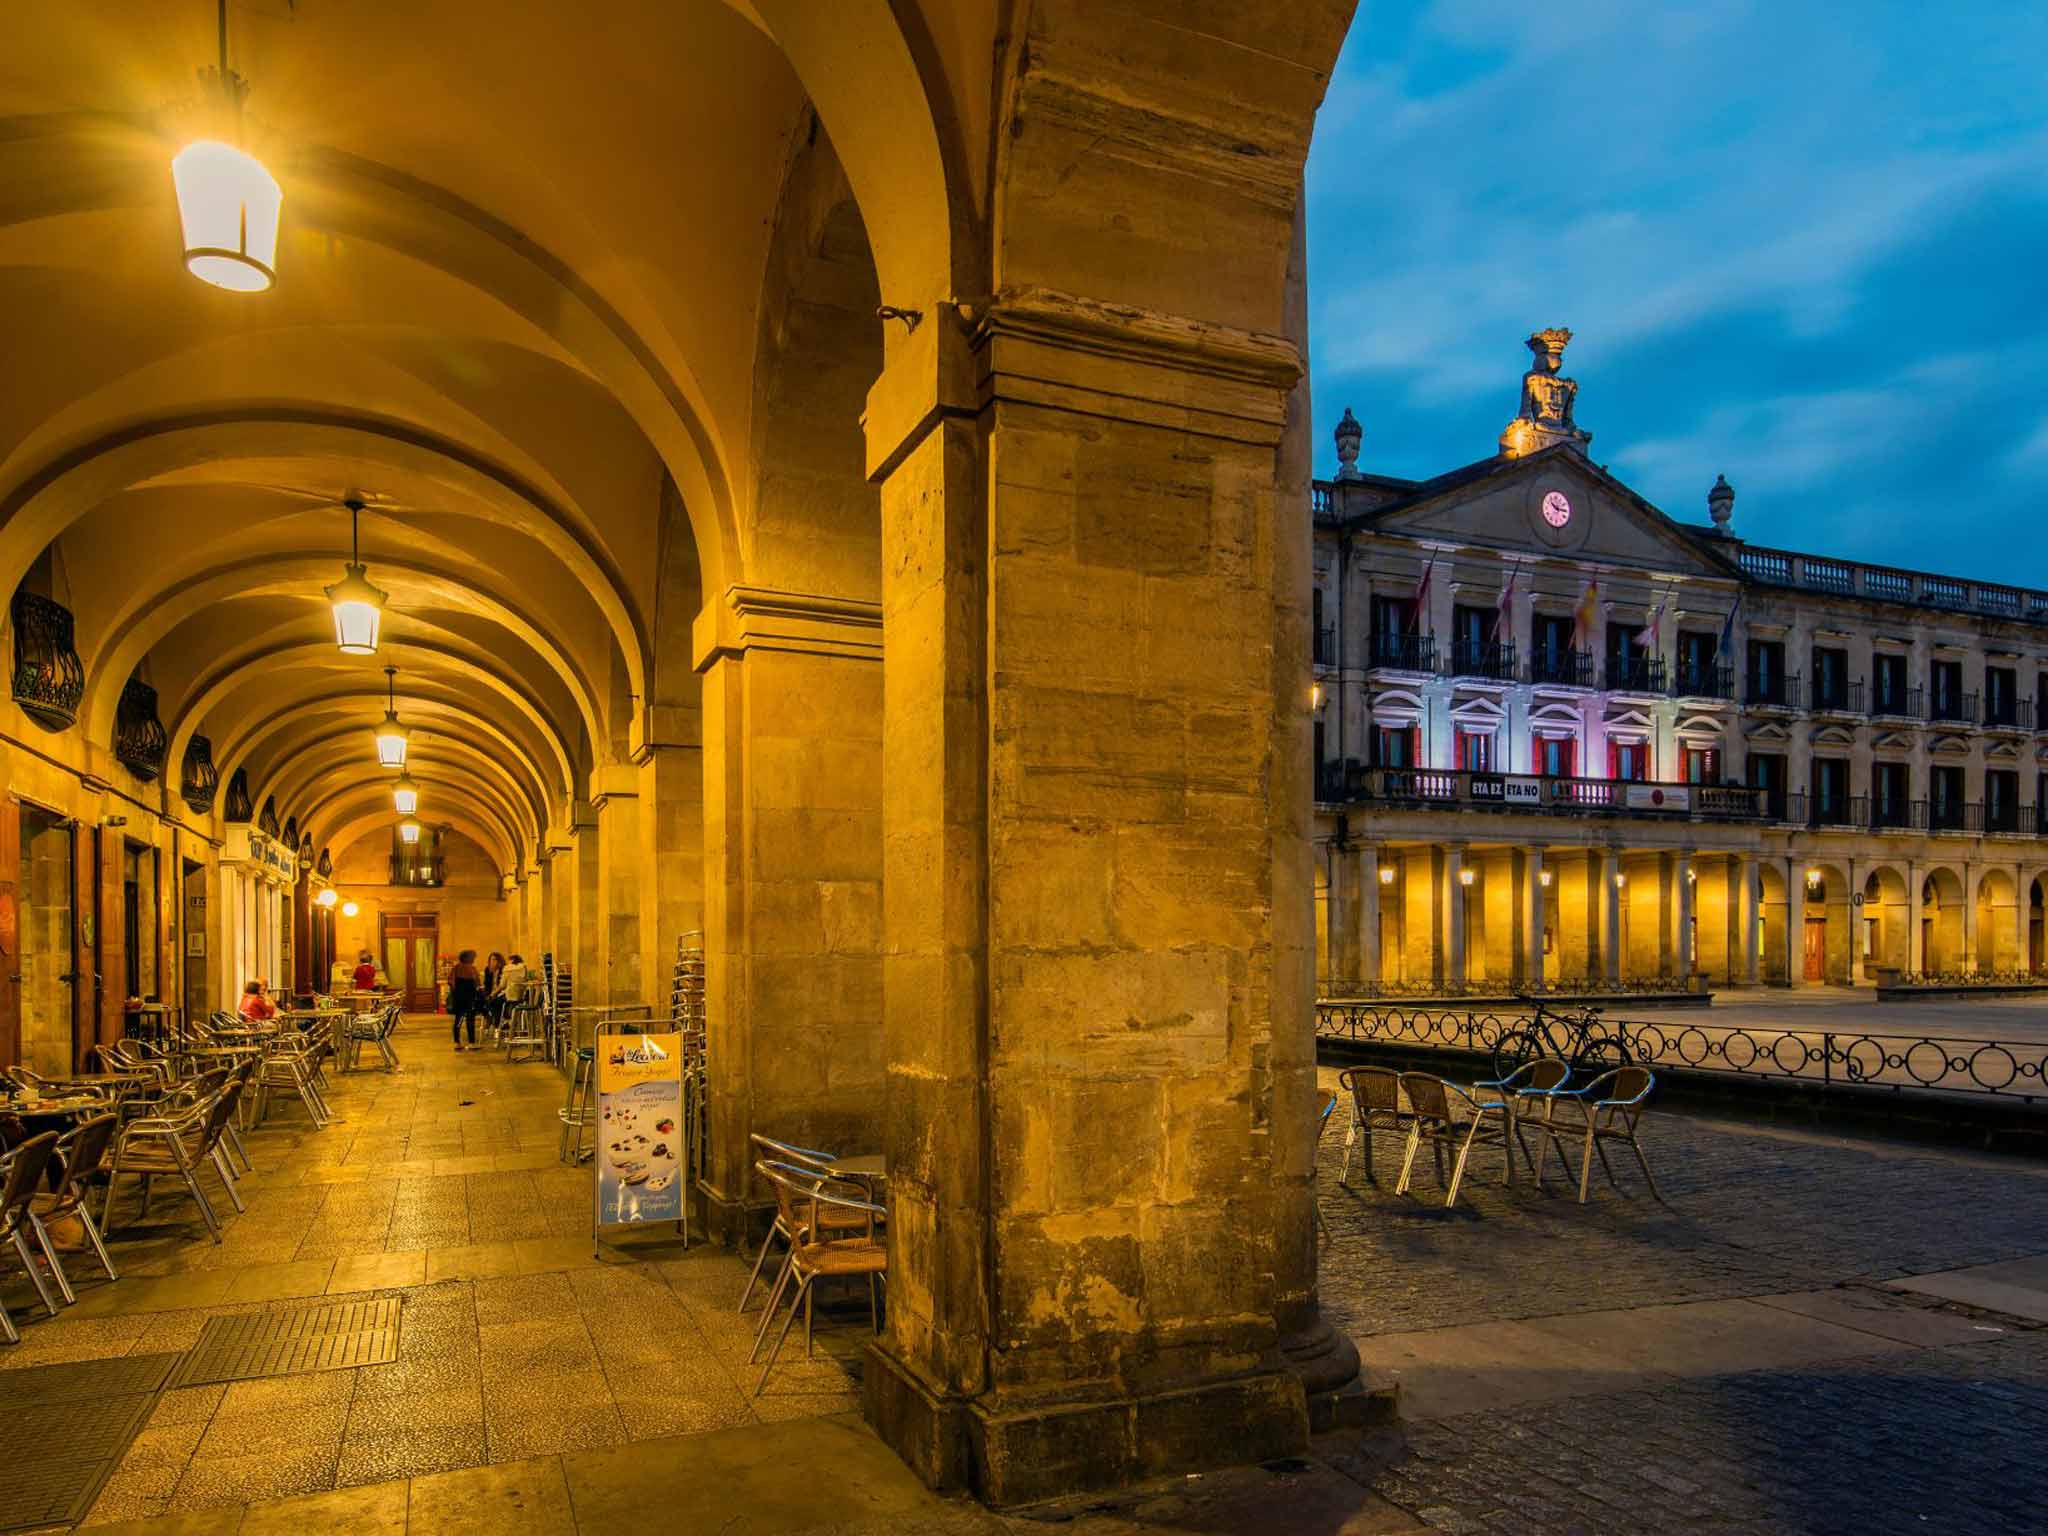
[691,1180,758,1249]
[863,1341,1310,1507]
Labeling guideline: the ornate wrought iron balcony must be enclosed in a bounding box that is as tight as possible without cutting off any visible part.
[258,796,281,839]
[10,589,84,731]
[114,676,168,781]
[223,768,253,823]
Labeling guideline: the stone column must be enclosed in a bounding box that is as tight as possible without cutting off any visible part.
[635,731,705,988]
[1673,849,1695,980]
[860,292,1337,1499]
[1356,844,1381,986]
[1907,863,1925,973]
[2013,862,2026,975]
[1656,851,1676,977]
[1599,848,1622,983]
[1518,847,1545,985]
[1443,844,1469,988]
[696,590,885,1239]
[572,805,601,1006]
[1963,863,1980,973]
[1325,844,1353,986]
[1786,858,1808,986]
[591,770,642,1008]
[1734,855,1759,984]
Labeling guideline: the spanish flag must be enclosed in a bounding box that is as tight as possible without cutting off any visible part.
[1571,577,1600,649]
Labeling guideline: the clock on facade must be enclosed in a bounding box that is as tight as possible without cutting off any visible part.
[1541,490,1573,528]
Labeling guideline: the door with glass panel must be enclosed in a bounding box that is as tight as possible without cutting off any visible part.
[12,803,79,1074]
[379,912,439,1013]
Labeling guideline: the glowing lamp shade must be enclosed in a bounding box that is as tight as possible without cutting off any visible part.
[315,887,337,909]
[325,565,386,654]
[398,817,422,845]
[393,770,419,816]
[341,900,360,918]
[374,713,410,769]
[171,140,281,292]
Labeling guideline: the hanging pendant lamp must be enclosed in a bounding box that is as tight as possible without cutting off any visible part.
[173,1,281,292]
[392,768,419,816]
[325,499,387,654]
[374,666,410,769]
[398,816,423,846]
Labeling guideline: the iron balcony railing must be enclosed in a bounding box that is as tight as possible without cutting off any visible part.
[1807,793,1856,828]
[1368,633,1436,672]
[1929,799,1980,833]
[1314,625,1337,667]
[1448,639,1516,681]
[1929,689,1978,725]
[1671,660,1734,699]
[1983,695,2033,730]
[1349,766,1764,820]
[1870,797,1924,832]
[1986,799,2024,834]
[1872,684,1925,719]
[1605,655,1666,693]
[1745,671,1798,707]
[1527,647,1594,687]
[1809,678,1865,714]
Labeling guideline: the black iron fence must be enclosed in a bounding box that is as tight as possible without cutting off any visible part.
[1314,1002,2048,1104]
[1320,976,1705,1000]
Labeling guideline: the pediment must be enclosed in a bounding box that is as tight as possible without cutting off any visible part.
[1528,701,1583,728]
[1449,695,1506,724]
[1675,713,1726,738]
[1604,706,1654,730]
[1986,738,2023,762]
[1872,731,1914,752]
[1812,726,1857,748]
[1929,734,1972,757]
[1364,449,1738,580]
[1746,721,1791,743]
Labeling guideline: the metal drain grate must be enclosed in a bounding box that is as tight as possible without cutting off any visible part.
[0,1352,180,1533]
[171,1296,401,1387]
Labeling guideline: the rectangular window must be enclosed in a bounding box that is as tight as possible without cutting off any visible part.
[1450,605,1499,677]
[1749,752,1787,819]
[1456,729,1495,771]
[1813,647,1847,708]
[1987,666,2016,725]
[1609,740,1648,782]
[1680,746,1720,783]
[1930,659,1964,720]
[1747,638,1786,704]
[1988,769,2018,830]
[1932,764,1965,829]
[1874,652,1907,713]
[1813,758,1849,824]
[1535,735,1575,778]
[1675,631,1721,695]
[1375,725,1418,769]
[1875,761,1911,826]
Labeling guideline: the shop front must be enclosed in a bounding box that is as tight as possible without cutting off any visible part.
[218,826,296,1005]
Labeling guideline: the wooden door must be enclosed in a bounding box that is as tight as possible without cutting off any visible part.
[380,913,439,1012]
[1803,917,1826,983]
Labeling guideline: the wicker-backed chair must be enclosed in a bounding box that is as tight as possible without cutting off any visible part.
[255,1031,329,1127]
[748,1159,887,1395]
[1395,1072,1514,1208]
[1473,1058,1573,1178]
[29,1114,121,1302]
[738,1135,873,1319]
[0,1133,64,1337]
[1527,1067,1661,1204]
[1312,1089,1339,1243]
[1336,1065,1417,1186]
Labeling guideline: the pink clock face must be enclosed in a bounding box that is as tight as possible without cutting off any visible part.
[1541,490,1573,529]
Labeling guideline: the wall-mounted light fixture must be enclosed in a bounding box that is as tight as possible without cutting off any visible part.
[1538,869,1553,888]
[1458,867,1475,887]
[1378,865,1396,886]
[341,900,360,918]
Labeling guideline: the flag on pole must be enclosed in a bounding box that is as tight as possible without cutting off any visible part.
[1571,577,1600,649]
[1635,596,1666,651]
[1493,567,1515,640]
[1715,593,1741,657]
[1410,556,1435,632]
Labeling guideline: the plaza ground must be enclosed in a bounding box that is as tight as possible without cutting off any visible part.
[4,1026,2047,1533]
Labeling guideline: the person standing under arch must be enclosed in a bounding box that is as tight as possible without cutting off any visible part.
[448,950,483,1049]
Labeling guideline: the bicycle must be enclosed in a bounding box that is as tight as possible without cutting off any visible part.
[1489,999,1633,1085]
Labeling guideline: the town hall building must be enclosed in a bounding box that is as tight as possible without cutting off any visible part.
[1314,330,2048,993]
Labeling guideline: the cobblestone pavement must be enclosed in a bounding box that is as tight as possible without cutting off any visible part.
[1315,1068,2048,1532]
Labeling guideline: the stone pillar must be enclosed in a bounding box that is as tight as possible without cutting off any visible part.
[1325,844,1352,986]
[1963,864,1980,973]
[1443,844,1468,988]
[572,805,601,1007]
[1656,851,1677,977]
[1673,850,1695,980]
[1905,863,1923,973]
[1599,848,1622,983]
[2013,862,2026,976]
[860,287,1335,1499]
[696,593,885,1239]
[1356,845,1381,985]
[591,771,642,1008]
[636,733,705,986]
[1522,849,1547,985]
[1734,855,1759,984]
[1786,858,1808,986]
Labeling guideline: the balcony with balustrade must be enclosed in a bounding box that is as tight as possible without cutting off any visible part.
[1605,654,1666,695]
[1526,647,1594,688]
[1928,689,1978,726]
[1808,677,1865,716]
[1313,624,1337,668]
[1367,633,1436,676]
[1343,765,1764,821]
[1745,671,1799,711]
[1671,660,1734,701]
[1871,683,1925,721]
[1448,639,1516,682]
[1982,695,2033,733]
[1737,544,2048,625]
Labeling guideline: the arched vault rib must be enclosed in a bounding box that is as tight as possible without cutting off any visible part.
[0,412,651,714]
[313,785,517,882]
[0,119,742,602]
[258,729,549,853]
[169,637,568,823]
[84,557,601,767]
[296,767,530,873]
[216,692,572,822]
[266,742,542,860]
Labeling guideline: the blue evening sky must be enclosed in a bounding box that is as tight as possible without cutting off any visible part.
[1305,2,2048,585]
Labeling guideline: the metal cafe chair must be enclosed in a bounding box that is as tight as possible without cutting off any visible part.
[29,1113,122,1303]
[748,1159,887,1395]
[738,1135,871,1316]
[1472,1057,1573,1178]
[1525,1066,1663,1204]
[1312,1090,1339,1244]
[1394,1072,1514,1209]
[0,1133,65,1337]
[105,1082,245,1244]
[1336,1065,1417,1187]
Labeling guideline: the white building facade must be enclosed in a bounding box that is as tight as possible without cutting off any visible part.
[1314,331,2048,994]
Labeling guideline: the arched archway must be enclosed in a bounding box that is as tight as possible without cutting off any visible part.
[1975,867,2021,974]
[1862,865,1910,976]
[1922,867,1967,975]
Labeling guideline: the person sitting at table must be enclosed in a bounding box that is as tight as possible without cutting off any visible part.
[352,951,380,991]
[237,978,277,1023]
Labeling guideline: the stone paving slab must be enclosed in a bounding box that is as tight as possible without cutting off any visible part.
[1886,1255,2048,1323]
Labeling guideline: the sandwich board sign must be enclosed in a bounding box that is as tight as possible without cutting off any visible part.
[592,1020,686,1244]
